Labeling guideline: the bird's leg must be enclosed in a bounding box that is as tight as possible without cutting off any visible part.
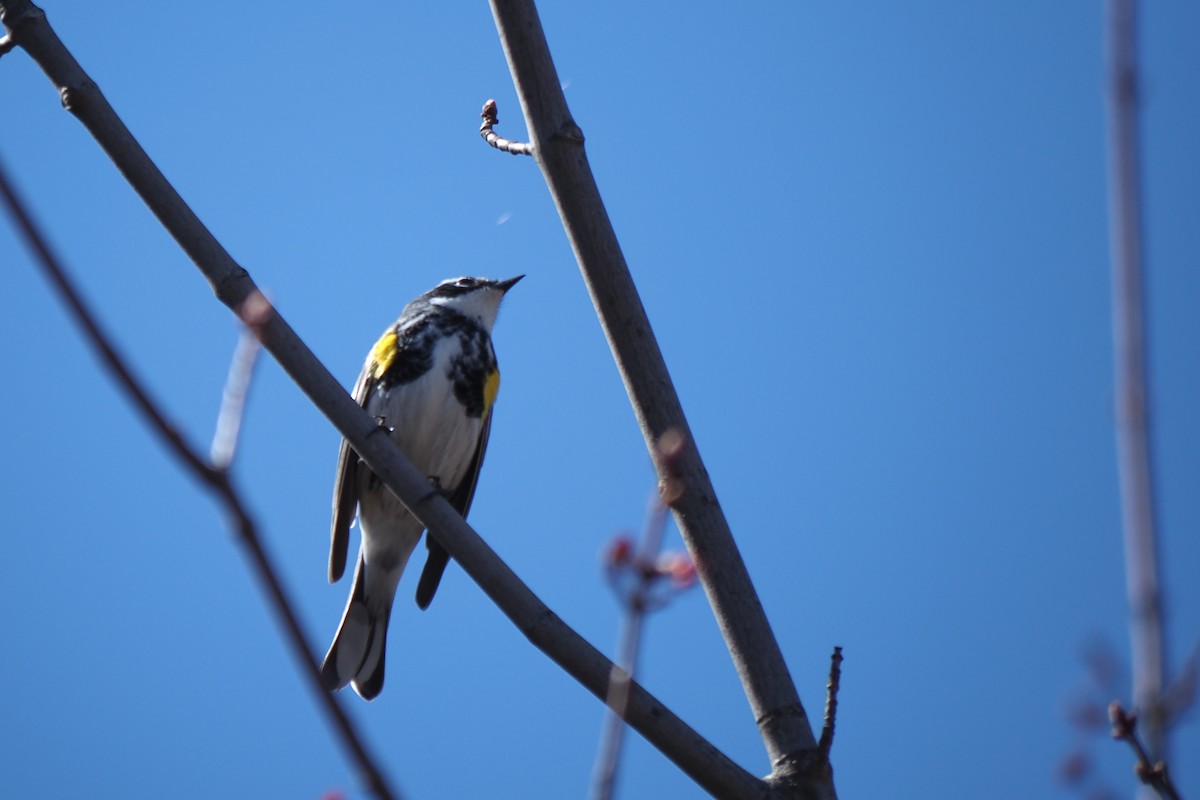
[368,414,394,436]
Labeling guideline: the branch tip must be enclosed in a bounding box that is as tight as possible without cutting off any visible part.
[478,98,533,157]
[1108,700,1182,799]
[481,98,499,127]
[816,646,843,761]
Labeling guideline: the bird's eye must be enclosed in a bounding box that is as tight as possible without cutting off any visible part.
[455,278,474,288]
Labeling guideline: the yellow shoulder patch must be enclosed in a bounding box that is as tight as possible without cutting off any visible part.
[483,368,501,415]
[370,330,398,380]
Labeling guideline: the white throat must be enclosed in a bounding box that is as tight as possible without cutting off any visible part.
[430,288,505,330]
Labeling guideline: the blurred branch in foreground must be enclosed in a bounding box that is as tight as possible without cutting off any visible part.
[0,158,403,800]
[591,430,697,800]
[1060,639,1126,798]
[1109,702,1183,800]
[1103,0,1170,769]
[211,315,263,469]
[1060,639,1196,799]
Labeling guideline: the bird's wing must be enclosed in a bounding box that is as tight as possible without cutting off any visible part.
[328,340,387,584]
[415,409,493,609]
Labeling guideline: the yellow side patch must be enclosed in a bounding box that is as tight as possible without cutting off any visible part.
[483,368,501,415]
[370,331,398,380]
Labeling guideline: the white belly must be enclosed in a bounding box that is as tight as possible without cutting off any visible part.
[365,336,484,495]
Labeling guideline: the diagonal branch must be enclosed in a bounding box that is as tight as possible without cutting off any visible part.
[485,2,834,794]
[0,158,402,800]
[0,3,767,797]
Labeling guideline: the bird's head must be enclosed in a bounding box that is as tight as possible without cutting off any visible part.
[425,275,523,329]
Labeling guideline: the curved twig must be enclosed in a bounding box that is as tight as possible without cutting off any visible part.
[479,98,534,156]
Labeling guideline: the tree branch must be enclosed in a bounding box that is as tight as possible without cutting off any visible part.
[211,298,265,468]
[485,2,834,794]
[480,98,534,156]
[0,158,402,800]
[591,430,697,800]
[1108,702,1182,800]
[816,647,843,763]
[1104,0,1168,764]
[0,3,767,797]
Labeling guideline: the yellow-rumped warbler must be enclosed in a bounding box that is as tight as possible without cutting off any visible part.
[321,275,522,700]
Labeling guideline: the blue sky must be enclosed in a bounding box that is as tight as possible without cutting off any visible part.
[1,2,1197,798]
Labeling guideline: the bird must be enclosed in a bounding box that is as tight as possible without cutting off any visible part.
[321,274,522,700]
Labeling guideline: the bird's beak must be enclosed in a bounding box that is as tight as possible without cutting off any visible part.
[496,275,525,293]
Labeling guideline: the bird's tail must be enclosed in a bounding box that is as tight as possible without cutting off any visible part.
[321,556,391,700]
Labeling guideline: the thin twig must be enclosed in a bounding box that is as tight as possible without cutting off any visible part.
[591,610,646,800]
[0,5,765,797]
[0,158,403,800]
[211,297,266,468]
[486,2,831,794]
[479,99,534,156]
[1108,702,1182,800]
[816,647,843,762]
[1104,0,1168,764]
[591,431,691,800]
